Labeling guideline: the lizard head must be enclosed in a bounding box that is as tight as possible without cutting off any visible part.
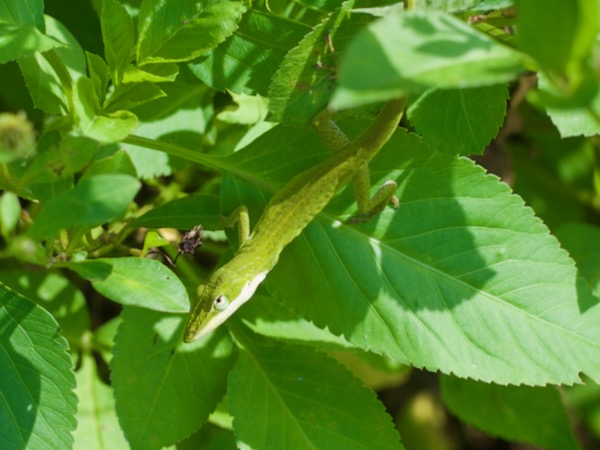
[183,267,267,342]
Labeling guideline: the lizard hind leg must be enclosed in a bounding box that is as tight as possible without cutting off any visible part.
[350,167,399,223]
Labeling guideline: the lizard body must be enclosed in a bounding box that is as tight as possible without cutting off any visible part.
[184,99,405,342]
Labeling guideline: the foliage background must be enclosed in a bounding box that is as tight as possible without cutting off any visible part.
[1,0,600,449]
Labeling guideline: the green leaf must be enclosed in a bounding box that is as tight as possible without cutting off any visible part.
[538,72,600,138]
[17,15,87,115]
[73,354,129,450]
[121,144,172,179]
[28,174,141,240]
[217,91,269,125]
[132,194,221,230]
[111,307,235,450]
[136,0,247,65]
[141,230,170,257]
[86,52,110,105]
[0,0,44,29]
[188,9,309,94]
[239,289,353,350]
[103,82,166,113]
[440,376,580,450]
[0,270,91,352]
[177,423,237,450]
[0,282,77,450]
[332,10,523,109]
[86,109,139,143]
[221,123,600,385]
[101,0,135,84]
[121,63,179,83]
[20,136,100,185]
[0,23,65,64]
[407,84,509,155]
[228,335,403,450]
[555,223,600,299]
[69,257,189,313]
[74,77,139,143]
[81,149,138,179]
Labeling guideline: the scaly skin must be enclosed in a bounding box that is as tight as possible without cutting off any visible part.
[184,99,406,342]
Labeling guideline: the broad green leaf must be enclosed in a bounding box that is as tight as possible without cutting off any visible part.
[228,335,403,450]
[111,307,235,450]
[136,0,246,65]
[28,174,141,240]
[81,149,137,178]
[440,376,580,450]
[132,194,221,230]
[0,270,90,352]
[0,191,20,237]
[73,354,129,450]
[68,257,189,313]
[18,15,87,115]
[20,136,100,185]
[407,84,509,155]
[0,283,77,450]
[121,144,172,179]
[555,223,600,299]
[239,289,353,350]
[74,77,139,143]
[188,9,309,95]
[101,0,135,84]
[515,0,597,79]
[332,10,523,109]
[0,0,44,29]
[0,23,65,64]
[220,122,600,385]
[83,109,139,143]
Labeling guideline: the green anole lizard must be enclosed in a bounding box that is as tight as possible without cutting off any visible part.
[184,98,406,342]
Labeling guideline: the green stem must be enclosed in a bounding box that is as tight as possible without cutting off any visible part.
[123,135,255,183]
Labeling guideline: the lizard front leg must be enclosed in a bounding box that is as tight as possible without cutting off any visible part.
[221,205,250,248]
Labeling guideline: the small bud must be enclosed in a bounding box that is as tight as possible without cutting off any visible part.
[0,111,36,162]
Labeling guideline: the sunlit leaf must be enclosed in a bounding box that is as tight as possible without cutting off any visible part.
[69,257,189,313]
[0,283,77,450]
[111,307,235,449]
[228,334,403,450]
[332,10,523,109]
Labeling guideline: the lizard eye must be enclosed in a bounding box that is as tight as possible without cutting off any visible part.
[214,295,229,311]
